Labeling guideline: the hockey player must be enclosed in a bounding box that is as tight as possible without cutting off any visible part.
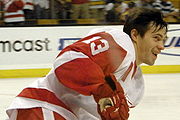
[6,8,167,120]
[3,0,25,25]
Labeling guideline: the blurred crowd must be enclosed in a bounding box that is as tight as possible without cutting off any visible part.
[0,0,179,26]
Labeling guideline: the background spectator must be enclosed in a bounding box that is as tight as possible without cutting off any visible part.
[71,0,90,19]
[135,0,154,9]
[23,0,35,20]
[120,1,136,22]
[153,0,179,22]
[89,0,105,20]
[54,0,71,19]
[0,0,3,20]
[3,0,25,26]
[34,0,50,19]
[105,0,128,22]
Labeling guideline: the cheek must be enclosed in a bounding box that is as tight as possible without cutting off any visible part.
[143,39,155,51]
[141,42,149,51]
[142,42,153,56]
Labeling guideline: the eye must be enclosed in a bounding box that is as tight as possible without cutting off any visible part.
[153,36,161,42]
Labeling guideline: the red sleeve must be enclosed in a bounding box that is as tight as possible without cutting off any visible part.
[55,57,108,96]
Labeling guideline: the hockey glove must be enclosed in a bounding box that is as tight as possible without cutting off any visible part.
[93,74,129,120]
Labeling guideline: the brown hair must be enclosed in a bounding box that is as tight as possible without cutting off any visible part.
[123,8,168,37]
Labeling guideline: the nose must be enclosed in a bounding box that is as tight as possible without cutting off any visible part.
[158,41,165,50]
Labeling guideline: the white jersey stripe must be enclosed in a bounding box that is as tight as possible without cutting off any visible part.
[42,108,54,120]
[4,10,24,16]
[6,109,18,120]
[4,10,25,22]
[6,97,78,120]
[54,51,89,69]
[4,17,25,23]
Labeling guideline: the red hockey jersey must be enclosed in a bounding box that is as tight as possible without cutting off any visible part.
[6,27,144,120]
[4,0,25,23]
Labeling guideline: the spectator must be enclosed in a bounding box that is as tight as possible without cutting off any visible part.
[105,0,128,22]
[23,0,35,19]
[71,0,90,19]
[0,0,3,20]
[120,1,136,22]
[153,0,179,22]
[135,0,155,9]
[54,0,71,19]
[3,0,25,26]
[89,0,106,20]
[34,0,50,19]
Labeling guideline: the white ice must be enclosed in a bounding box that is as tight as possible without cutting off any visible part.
[0,73,180,120]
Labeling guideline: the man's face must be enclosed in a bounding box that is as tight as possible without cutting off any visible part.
[136,25,167,65]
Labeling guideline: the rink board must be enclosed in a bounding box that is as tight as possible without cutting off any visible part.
[0,25,180,78]
[0,65,180,78]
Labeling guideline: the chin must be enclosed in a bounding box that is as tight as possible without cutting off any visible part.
[148,63,154,66]
[144,60,155,66]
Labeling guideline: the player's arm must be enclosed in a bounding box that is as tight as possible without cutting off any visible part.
[54,50,109,96]
[54,51,129,120]
[54,33,129,119]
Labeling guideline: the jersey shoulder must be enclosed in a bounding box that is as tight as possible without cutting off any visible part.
[107,28,135,59]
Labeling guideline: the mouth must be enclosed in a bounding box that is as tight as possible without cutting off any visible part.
[152,51,158,59]
[152,49,160,57]
[153,53,157,57]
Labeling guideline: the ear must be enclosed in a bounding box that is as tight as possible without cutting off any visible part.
[130,29,138,43]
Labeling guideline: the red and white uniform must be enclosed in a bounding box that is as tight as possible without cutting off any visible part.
[6,27,144,120]
[23,0,34,10]
[4,0,25,23]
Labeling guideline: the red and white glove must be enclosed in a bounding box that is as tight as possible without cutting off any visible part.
[93,74,129,120]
